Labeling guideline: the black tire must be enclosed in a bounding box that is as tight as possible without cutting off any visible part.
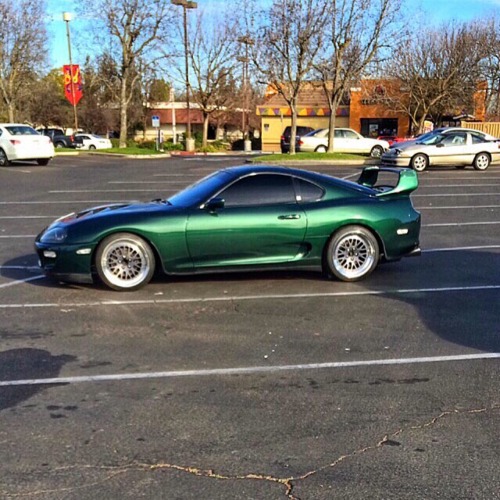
[370,145,384,158]
[37,159,50,166]
[95,233,155,291]
[0,148,11,166]
[410,153,429,172]
[315,145,327,153]
[473,152,490,171]
[54,142,65,148]
[89,145,96,150]
[325,225,379,282]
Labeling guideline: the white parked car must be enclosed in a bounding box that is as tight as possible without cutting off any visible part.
[382,129,500,171]
[297,128,390,157]
[0,123,54,166]
[75,134,113,150]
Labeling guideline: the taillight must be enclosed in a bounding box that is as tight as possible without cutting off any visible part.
[10,139,21,146]
[280,135,285,141]
[298,140,303,145]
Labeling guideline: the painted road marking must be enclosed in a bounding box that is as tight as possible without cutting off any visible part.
[0,275,45,289]
[0,285,498,309]
[1,353,499,387]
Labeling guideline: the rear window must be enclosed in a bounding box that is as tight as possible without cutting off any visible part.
[5,126,39,136]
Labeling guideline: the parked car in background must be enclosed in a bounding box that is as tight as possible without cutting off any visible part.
[297,128,390,157]
[280,125,314,153]
[390,127,498,148]
[381,129,500,171]
[37,128,83,149]
[0,124,54,166]
[35,165,421,291]
[76,134,113,150]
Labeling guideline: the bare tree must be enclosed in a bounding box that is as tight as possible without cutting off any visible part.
[184,11,238,148]
[384,22,488,133]
[316,0,400,152]
[0,0,48,122]
[248,0,330,154]
[80,0,173,147]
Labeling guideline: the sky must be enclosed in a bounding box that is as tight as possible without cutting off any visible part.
[46,0,500,70]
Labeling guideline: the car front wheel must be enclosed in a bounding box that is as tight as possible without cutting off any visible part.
[325,226,379,282]
[37,159,50,166]
[410,153,429,172]
[95,233,155,291]
[473,152,490,171]
[315,145,327,153]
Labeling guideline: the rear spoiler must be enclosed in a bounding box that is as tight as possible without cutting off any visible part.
[357,166,419,197]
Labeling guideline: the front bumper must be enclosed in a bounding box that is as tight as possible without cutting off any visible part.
[35,241,95,284]
[381,156,411,167]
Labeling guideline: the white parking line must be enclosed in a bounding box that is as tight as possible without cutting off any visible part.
[418,205,500,210]
[0,285,498,309]
[424,221,500,227]
[414,193,499,197]
[49,189,176,193]
[0,200,124,205]
[1,353,499,387]
[0,275,45,289]
[418,183,500,188]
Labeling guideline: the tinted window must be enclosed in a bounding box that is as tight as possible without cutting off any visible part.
[471,134,486,144]
[5,126,38,136]
[220,174,296,207]
[294,178,324,202]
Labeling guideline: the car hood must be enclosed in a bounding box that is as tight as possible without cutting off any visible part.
[385,142,430,155]
[52,200,176,226]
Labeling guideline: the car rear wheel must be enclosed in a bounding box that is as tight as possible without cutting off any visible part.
[370,145,384,158]
[315,145,327,153]
[54,142,65,148]
[37,159,50,166]
[325,226,379,282]
[0,149,10,166]
[95,233,155,291]
[473,152,490,171]
[89,145,96,150]
[410,154,428,172]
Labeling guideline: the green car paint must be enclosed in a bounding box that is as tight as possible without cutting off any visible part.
[35,165,421,289]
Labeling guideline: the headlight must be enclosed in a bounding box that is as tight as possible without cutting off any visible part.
[40,227,68,243]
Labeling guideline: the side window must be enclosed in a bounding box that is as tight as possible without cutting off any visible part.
[219,174,296,207]
[471,134,486,144]
[294,178,324,202]
[343,130,359,139]
[334,129,344,138]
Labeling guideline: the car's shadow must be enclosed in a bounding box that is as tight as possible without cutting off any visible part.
[2,250,499,353]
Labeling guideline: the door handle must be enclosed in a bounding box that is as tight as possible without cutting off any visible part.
[278,214,301,220]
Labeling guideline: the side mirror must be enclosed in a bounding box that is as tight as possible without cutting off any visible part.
[204,197,225,211]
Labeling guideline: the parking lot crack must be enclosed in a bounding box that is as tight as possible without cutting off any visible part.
[3,404,498,499]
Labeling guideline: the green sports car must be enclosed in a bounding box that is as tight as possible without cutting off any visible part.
[35,165,421,291]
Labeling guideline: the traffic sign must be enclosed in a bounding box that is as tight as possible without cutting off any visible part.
[152,115,160,127]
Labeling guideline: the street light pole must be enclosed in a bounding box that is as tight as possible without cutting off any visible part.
[171,0,197,152]
[63,12,78,134]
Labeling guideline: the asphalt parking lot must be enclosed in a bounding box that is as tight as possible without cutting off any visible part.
[0,154,499,500]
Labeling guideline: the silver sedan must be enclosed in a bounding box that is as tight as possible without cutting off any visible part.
[381,130,500,172]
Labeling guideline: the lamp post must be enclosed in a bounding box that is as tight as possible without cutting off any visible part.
[237,35,254,152]
[63,12,78,134]
[171,0,197,152]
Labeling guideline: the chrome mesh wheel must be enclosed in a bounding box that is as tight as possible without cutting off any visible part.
[96,234,155,291]
[326,226,379,282]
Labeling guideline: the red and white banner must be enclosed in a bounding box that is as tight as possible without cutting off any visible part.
[63,65,83,106]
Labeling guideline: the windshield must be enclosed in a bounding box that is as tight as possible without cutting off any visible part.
[167,170,234,207]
